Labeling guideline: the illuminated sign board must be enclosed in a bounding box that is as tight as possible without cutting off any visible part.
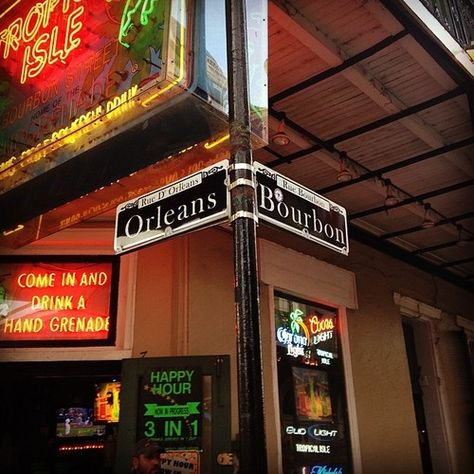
[114,160,229,254]
[275,293,352,473]
[0,0,268,243]
[139,367,202,449]
[95,382,121,423]
[0,0,189,194]
[255,162,349,255]
[305,465,344,474]
[0,258,118,346]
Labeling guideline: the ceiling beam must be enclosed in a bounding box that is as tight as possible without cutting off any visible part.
[325,87,465,147]
[440,256,474,268]
[269,30,408,105]
[349,224,474,291]
[411,237,474,255]
[349,178,474,220]
[318,136,474,194]
[380,211,474,240]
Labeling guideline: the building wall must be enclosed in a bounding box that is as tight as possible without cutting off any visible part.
[132,226,473,473]
[129,227,423,472]
[1,224,472,473]
[256,227,474,473]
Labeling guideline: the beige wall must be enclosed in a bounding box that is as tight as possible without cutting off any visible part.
[3,206,472,473]
[133,239,175,357]
[346,263,423,473]
[129,226,473,473]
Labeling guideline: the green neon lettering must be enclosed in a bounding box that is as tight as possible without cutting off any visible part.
[119,0,159,48]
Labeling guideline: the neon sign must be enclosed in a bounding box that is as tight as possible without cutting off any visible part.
[0,0,85,84]
[0,0,188,192]
[276,306,337,364]
[296,444,330,454]
[119,0,160,48]
[0,85,139,179]
[309,466,343,474]
[0,259,117,344]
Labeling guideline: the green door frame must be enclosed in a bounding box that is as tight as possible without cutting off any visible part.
[115,355,232,473]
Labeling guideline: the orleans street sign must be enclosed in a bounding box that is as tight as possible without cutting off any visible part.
[114,161,229,254]
[254,162,349,255]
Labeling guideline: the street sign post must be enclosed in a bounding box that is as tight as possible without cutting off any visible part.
[114,161,229,254]
[255,162,349,255]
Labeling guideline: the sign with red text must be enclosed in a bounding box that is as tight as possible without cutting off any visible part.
[0,259,118,345]
[161,451,200,473]
[0,0,190,194]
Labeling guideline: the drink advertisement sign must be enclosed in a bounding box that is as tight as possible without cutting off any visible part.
[138,367,202,450]
[275,293,352,473]
[0,258,118,345]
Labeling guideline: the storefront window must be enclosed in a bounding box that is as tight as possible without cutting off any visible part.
[275,292,352,474]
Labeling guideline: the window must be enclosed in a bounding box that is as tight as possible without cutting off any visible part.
[275,292,352,474]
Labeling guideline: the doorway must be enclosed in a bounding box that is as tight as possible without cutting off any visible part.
[115,355,232,474]
[402,318,451,473]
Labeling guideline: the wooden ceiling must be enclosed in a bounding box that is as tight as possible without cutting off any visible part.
[254,0,474,290]
[1,0,472,291]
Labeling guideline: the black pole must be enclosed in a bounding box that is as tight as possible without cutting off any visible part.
[225,0,267,472]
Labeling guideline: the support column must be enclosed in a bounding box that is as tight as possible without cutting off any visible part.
[225,0,267,472]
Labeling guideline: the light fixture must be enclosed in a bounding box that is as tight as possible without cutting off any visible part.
[336,154,352,182]
[271,115,290,146]
[421,203,435,229]
[384,180,399,207]
[2,224,24,236]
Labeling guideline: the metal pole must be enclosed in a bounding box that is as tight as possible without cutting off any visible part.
[225,0,267,472]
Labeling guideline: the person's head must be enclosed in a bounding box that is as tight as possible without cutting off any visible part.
[132,439,165,474]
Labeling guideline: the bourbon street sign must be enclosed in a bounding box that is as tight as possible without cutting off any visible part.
[114,161,229,254]
[254,162,349,255]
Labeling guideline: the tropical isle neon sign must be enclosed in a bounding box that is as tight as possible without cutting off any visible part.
[0,0,187,187]
[0,0,85,84]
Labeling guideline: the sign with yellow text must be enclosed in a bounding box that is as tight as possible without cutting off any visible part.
[0,258,118,345]
[0,0,189,193]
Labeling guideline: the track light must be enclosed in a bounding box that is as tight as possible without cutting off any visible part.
[421,204,435,229]
[337,155,352,182]
[384,180,399,207]
[271,115,290,146]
